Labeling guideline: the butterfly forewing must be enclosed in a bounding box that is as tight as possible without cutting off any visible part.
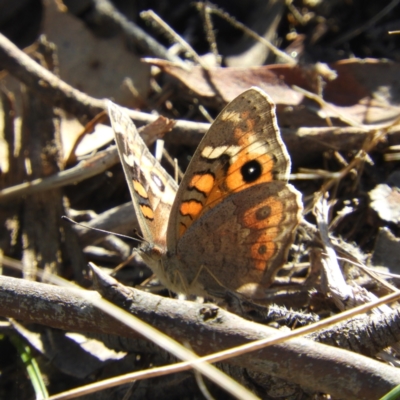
[108,102,178,247]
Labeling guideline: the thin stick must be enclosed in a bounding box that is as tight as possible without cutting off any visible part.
[208,2,296,65]
[141,10,207,69]
[196,1,221,65]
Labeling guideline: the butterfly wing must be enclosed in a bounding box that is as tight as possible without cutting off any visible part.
[166,87,302,294]
[108,102,178,247]
[173,181,302,297]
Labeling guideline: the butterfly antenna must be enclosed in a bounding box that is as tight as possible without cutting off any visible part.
[61,216,143,244]
[132,229,151,247]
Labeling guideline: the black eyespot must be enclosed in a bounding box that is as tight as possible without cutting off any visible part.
[241,159,262,183]
[258,245,267,255]
[255,205,271,221]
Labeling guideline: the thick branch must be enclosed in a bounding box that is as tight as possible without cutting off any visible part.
[0,274,399,399]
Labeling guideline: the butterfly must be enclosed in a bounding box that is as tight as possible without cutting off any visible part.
[108,87,303,300]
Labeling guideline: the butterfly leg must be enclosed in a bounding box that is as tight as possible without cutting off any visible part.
[187,264,232,299]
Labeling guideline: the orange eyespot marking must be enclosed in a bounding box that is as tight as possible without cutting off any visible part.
[133,180,148,199]
[180,200,203,218]
[226,151,274,191]
[225,154,273,188]
[140,204,154,220]
[189,174,215,195]
[242,198,283,230]
[241,197,283,271]
[225,129,274,192]
[251,240,276,270]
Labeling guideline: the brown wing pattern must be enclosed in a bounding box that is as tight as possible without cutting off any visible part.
[108,102,178,247]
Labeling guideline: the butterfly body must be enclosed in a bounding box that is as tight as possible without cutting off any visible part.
[109,87,302,300]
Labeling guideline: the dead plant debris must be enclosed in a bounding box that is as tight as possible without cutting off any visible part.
[1,1,400,399]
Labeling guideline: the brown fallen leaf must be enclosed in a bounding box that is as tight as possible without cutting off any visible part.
[145,58,400,127]
[144,58,305,105]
